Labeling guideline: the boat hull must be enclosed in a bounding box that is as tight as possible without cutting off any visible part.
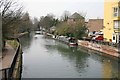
[69,43,78,47]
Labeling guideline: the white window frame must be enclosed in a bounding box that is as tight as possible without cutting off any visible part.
[113,7,120,17]
[112,34,116,43]
[114,20,120,29]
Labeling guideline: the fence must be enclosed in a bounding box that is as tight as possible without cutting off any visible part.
[0,39,22,80]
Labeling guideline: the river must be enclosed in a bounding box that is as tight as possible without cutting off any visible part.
[20,33,119,78]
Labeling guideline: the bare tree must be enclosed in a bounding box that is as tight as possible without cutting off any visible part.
[0,0,23,48]
[61,11,71,22]
[39,14,54,31]
[33,17,39,30]
[20,12,33,32]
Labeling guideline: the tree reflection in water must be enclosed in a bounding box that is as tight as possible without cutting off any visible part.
[45,38,119,78]
[21,34,119,78]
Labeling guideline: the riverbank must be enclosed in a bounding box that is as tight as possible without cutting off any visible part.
[1,31,29,79]
[46,33,120,58]
[78,40,120,58]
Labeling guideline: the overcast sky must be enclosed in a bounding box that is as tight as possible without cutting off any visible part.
[21,0,104,20]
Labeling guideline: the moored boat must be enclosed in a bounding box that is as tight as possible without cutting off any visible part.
[35,31,43,34]
[69,37,78,47]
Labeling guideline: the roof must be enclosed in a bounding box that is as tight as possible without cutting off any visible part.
[69,12,84,19]
[87,19,103,32]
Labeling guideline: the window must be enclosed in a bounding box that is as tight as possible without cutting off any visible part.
[114,7,118,13]
[113,36,115,40]
[113,7,120,17]
[114,20,120,29]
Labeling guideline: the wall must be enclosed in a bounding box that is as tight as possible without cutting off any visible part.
[87,19,103,32]
[78,40,120,58]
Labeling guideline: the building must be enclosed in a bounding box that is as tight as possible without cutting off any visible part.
[50,26,56,33]
[103,0,120,43]
[67,12,85,24]
[87,19,103,33]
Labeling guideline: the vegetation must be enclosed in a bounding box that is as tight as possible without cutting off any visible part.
[56,21,87,39]
[7,40,19,49]
[38,12,87,40]
[1,0,23,38]
[0,0,34,49]
[56,13,87,39]
[33,17,40,31]
[39,14,59,32]
[19,12,33,33]
[60,11,71,22]
[1,0,87,50]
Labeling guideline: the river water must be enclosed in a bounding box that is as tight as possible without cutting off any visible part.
[20,33,119,78]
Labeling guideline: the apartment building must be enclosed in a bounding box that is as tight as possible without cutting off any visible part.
[103,0,120,43]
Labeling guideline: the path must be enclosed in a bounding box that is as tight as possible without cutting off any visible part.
[0,43,16,70]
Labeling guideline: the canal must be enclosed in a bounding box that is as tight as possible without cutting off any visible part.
[20,33,119,78]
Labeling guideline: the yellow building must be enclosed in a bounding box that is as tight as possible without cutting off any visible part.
[103,0,120,43]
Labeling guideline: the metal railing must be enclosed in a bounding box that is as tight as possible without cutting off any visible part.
[8,43,21,79]
[1,39,22,80]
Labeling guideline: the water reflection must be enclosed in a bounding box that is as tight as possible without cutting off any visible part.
[86,49,119,78]
[20,33,33,49]
[44,38,119,78]
[20,34,119,78]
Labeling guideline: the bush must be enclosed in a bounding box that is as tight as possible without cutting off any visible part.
[56,21,87,39]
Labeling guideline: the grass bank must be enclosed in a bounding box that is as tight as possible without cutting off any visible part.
[7,40,19,49]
